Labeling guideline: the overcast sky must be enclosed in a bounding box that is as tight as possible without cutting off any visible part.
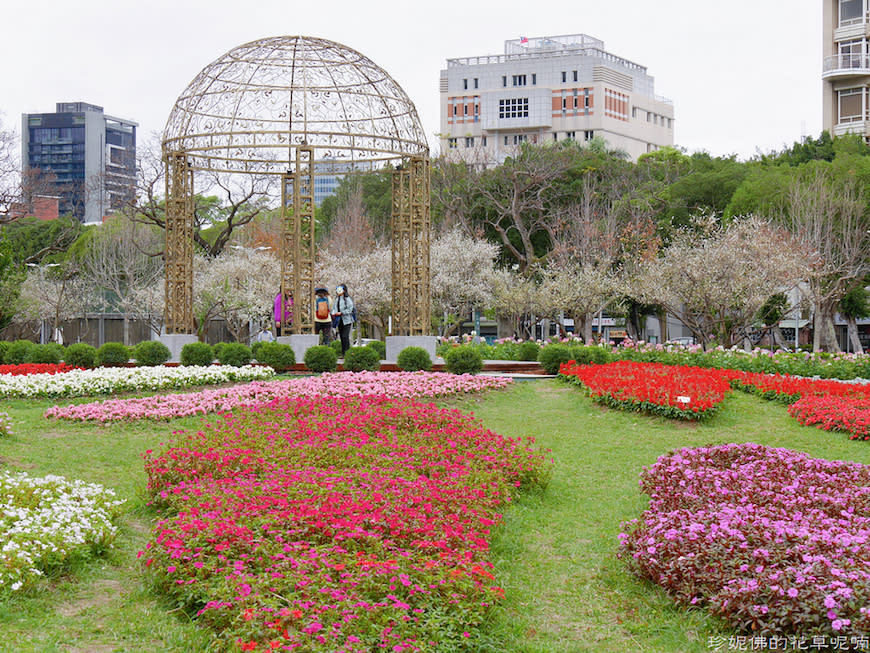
[1,0,822,161]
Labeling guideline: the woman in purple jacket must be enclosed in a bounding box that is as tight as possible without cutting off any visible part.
[274,289,293,335]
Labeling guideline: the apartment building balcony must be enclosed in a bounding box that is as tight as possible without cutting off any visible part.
[833,119,868,136]
[823,53,870,79]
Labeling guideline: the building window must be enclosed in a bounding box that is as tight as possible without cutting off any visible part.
[513,134,528,145]
[482,136,487,147]
[453,105,458,116]
[566,131,576,140]
[464,104,468,116]
[584,130,594,141]
[448,138,458,149]
[531,73,537,85]
[465,137,474,148]
[840,0,864,25]
[504,135,509,146]
[561,71,566,83]
[839,39,867,68]
[573,70,578,82]
[474,78,479,89]
[838,87,866,122]
[463,78,468,90]
[512,74,527,86]
[502,75,507,87]
[499,98,529,118]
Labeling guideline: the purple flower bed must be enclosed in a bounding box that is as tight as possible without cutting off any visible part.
[618,443,870,637]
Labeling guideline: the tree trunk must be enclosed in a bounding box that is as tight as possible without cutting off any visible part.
[813,299,841,352]
[123,314,130,347]
[770,325,787,351]
[656,307,669,343]
[583,311,594,344]
[846,316,864,354]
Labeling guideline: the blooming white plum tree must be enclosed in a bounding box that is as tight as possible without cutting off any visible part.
[633,215,805,349]
[193,247,280,342]
[429,229,499,336]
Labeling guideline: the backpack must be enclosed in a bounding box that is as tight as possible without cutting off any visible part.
[315,296,330,320]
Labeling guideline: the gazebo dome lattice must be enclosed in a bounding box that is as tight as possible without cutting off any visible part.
[160,36,430,340]
[162,35,429,173]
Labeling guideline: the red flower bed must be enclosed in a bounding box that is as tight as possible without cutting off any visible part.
[788,394,870,441]
[559,360,733,419]
[141,396,551,651]
[730,372,870,404]
[0,363,77,376]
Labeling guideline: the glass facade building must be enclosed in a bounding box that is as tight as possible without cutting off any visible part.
[21,102,137,223]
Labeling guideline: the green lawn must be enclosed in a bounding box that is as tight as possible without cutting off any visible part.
[1,380,868,652]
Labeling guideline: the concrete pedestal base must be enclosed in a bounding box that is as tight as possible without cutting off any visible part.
[159,333,198,363]
[386,335,438,362]
[277,334,320,365]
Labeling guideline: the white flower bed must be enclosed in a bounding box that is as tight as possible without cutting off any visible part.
[0,364,275,399]
[1,471,125,591]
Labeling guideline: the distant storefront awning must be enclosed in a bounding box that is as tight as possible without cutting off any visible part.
[778,319,810,328]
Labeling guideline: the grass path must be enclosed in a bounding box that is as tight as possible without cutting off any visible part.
[462,380,870,653]
[2,380,870,651]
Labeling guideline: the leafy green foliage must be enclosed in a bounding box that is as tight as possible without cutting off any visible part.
[365,340,386,359]
[132,341,171,367]
[180,342,214,367]
[95,342,130,367]
[396,346,432,372]
[215,342,252,367]
[63,342,97,368]
[303,344,338,373]
[342,346,380,372]
[30,343,63,364]
[444,345,483,375]
[255,341,296,372]
[537,344,574,375]
[6,340,36,364]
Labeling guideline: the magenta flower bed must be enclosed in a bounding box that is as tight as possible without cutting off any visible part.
[619,443,870,638]
[140,395,550,651]
[45,371,512,422]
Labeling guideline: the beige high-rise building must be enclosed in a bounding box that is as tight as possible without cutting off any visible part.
[823,0,870,139]
[439,34,674,162]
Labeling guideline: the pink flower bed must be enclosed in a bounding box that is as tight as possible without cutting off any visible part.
[45,371,512,422]
[619,443,870,638]
[140,395,551,651]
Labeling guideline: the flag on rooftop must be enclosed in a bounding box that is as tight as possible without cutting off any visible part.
[520,36,529,44]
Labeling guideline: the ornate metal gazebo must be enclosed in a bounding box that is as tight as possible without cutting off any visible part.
[161,35,430,337]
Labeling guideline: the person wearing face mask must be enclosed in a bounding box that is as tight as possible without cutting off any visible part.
[331,283,355,356]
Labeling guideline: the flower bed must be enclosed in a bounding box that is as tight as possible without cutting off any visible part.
[619,443,870,639]
[559,360,733,419]
[141,395,550,651]
[2,364,274,399]
[788,395,870,441]
[0,363,77,376]
[1,471,125,592]
[730,372,870,404]
[46,371,512,422]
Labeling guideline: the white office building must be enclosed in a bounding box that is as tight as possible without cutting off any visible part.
[440,34,674,162]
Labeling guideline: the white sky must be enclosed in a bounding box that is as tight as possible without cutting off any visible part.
[1,0,822,161]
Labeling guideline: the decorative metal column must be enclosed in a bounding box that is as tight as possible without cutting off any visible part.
[164,151,194,334]
[391,155,430,335]
[280,146,315,335]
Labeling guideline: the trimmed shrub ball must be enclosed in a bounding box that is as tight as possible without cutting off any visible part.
[133,340,171,366]
[216,343,252,367]
[396,346,432,372]
[96,342,130,367]
[180,342,214,367]
[256,341,296,372]
[342,346,380,372]
[64,343,97,368]
[304,345,338,373]
[444,345,483,375]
